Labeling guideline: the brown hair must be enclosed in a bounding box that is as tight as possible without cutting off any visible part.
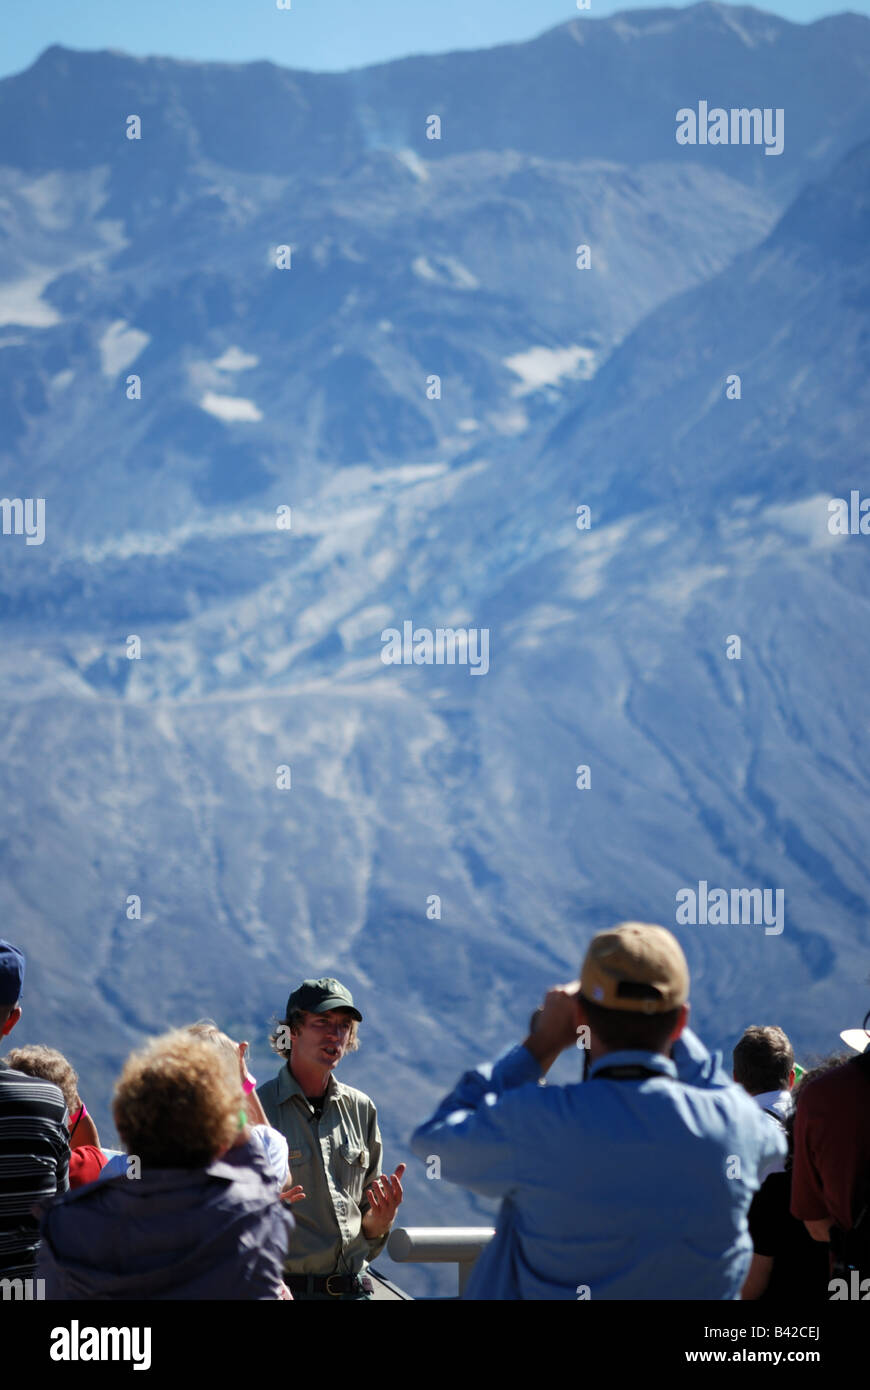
[733,1025,794,1095]
[112,1030,241,1169]
[580,998,683,1054]
[5,1045,80,1113]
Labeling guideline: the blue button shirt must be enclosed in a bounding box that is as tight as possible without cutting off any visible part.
[410,1027,786,1299]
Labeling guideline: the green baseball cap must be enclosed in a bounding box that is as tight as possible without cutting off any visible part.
[286,977,362,1022]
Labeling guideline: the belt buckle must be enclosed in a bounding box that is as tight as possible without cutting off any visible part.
[325,1274,344,1297]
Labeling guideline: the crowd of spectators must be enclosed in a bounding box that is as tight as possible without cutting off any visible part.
[1,930,867,1300]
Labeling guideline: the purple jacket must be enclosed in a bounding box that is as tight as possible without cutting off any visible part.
[37,1139,294,1300]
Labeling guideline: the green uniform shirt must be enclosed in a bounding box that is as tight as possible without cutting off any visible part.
[257,1063,387,1276]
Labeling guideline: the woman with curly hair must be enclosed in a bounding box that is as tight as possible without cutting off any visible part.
[36,1030,295,1300]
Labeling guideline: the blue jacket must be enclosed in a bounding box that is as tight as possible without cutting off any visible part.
[37,1139,294,1300]
[410,1028,786,1299]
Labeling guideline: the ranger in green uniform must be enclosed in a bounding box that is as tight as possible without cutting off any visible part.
[257,978,405,1300]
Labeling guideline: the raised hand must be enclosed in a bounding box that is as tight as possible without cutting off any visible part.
[361,1162,406,1238]
[524,982,583,1072]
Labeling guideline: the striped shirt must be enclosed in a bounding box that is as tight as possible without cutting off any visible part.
[0,1058,69,1278]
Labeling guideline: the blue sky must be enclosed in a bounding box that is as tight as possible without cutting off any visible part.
[3,0,865,80]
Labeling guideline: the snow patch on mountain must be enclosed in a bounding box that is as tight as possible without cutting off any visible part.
[762,495,842,548]
[99,320,150,377]
[200,391,263,422]
[212,346,259,372]
[412,254,479,289]
[0,270,61,327]
[396,148,430,182]
[504,344,598,395]
[76,511,282,563]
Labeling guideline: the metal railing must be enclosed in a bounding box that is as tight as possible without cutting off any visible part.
[387,1226,494,1297]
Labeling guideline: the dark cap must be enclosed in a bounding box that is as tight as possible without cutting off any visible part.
[286,977,362,1023]
[0,940,25,1007]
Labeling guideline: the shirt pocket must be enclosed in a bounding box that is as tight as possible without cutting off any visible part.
[337,1140,370,1201]
[286,1147,310,1176]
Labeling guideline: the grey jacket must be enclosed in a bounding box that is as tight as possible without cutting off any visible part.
[37,1139,293,1300]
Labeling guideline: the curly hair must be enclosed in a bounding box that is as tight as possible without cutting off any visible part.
[112,1030,242,1169]
[5,1045,80,1113]
[268,1009,359,1056]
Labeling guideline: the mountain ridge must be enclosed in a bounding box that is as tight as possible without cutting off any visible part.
[4,4,870,200]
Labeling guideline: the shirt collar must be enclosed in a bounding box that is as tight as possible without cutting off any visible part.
[752,1088,793,1115]
[587,1049,678,1080]
[275,1060,342,1107]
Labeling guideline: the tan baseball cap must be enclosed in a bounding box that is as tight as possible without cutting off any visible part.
[580,923,690,1014]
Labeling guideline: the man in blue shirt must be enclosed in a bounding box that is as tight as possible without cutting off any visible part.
[410,922,786,1299]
